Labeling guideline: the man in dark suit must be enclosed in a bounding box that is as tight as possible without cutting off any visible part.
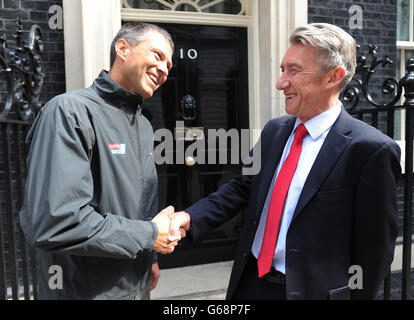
[172,23,401,300]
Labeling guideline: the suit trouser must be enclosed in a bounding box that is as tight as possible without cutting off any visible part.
[232,253,286,300]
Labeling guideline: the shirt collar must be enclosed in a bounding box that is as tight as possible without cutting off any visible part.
[91,70,143,114]
[294,101,342,140]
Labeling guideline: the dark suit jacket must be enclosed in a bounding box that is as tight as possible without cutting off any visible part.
[186,108,401,300]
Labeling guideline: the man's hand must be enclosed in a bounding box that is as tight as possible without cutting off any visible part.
[169,211,191,241]
[152,206,180,254]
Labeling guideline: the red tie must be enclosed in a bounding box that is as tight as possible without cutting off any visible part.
[257,123,308,278]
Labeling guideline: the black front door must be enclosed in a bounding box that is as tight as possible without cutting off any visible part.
[142,23,249,268]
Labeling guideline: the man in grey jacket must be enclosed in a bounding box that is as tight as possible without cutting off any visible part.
[19,22,181,300]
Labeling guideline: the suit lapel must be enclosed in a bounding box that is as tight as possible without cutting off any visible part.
[254,117,296,221]
[291,108,354,222]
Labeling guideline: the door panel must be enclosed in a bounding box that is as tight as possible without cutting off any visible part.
[141,23,249,268]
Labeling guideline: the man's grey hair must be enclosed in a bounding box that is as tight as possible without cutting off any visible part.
[110,22,174,68]
[289,23,356,91]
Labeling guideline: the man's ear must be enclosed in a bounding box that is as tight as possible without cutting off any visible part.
[326,66,346,90]
[114,38,130,63]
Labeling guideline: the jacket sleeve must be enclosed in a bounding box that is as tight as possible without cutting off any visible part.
[185,121,269,241]
[186,173,253,241]
[351,140,401,299]
[18,96,158,259]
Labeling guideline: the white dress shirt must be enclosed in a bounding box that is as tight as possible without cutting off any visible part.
[251,101,342,274]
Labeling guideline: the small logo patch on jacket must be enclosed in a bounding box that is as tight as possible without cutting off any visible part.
[109,143,126,155]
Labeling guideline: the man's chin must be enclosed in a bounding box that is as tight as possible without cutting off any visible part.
[139,89,154,99]
[284,104,297,116]
[142,93,152,99]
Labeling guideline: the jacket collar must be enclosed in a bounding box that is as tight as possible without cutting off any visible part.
[291,107,353,222]
[254,116,295,220]
[254,107,354,223]
[91,70,143,114]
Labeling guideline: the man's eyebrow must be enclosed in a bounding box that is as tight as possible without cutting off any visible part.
[280,62,303,70]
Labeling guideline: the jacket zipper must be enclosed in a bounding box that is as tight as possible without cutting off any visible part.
[136,111,144,180]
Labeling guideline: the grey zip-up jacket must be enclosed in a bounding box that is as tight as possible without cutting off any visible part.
[19,70,159,300]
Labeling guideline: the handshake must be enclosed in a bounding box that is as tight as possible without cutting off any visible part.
[151,206,191,254]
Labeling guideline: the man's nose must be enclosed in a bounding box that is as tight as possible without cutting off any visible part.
[158,60,169,76]
[276,73,289,91]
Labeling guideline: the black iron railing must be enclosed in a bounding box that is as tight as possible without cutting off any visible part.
[340,44,413,300]
[0,18,44,121]
[0,19,44,300]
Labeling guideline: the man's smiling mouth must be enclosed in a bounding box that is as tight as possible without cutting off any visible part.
[286,93,297,100]
[147,73,158,87]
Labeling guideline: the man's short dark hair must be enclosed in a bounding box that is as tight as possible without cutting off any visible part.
[110,22,174,68]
